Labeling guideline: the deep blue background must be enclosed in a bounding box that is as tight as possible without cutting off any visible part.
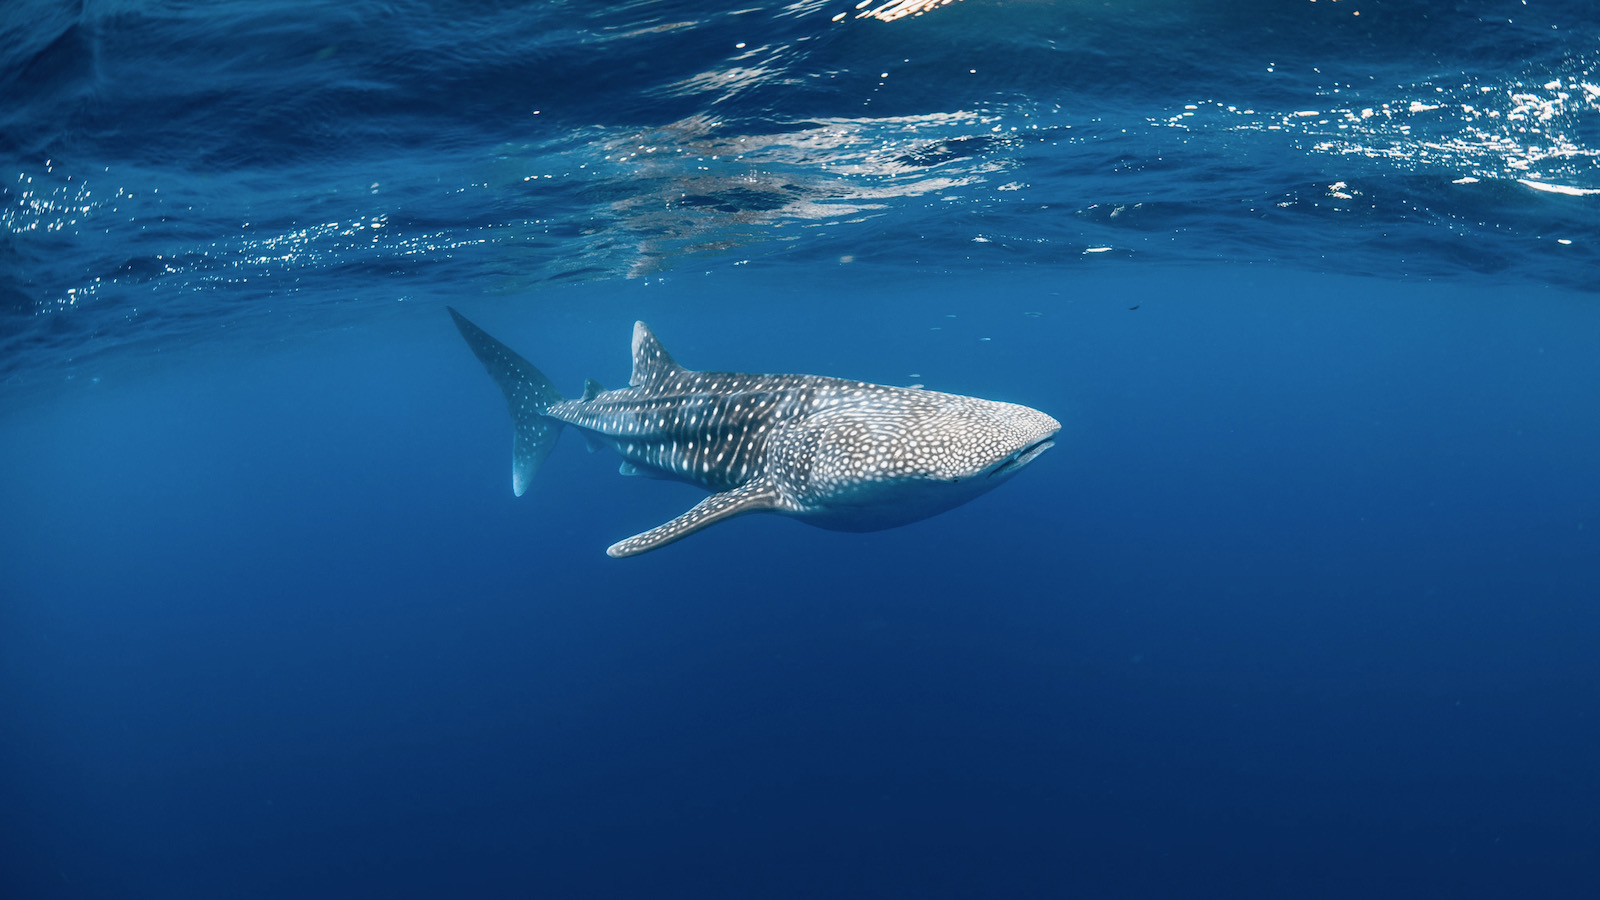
[5,0,1600,896]
[3,267,1598,898]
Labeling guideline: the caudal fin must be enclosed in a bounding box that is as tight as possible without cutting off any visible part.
[448,308,565,496]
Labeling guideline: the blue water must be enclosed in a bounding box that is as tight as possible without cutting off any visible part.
[4,1,1599,897]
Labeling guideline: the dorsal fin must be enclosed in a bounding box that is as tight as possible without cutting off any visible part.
[581,378,604,401]
[630,321,686,389]
[606,480,784,558]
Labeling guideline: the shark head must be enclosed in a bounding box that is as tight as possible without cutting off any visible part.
[778,390,1061,532]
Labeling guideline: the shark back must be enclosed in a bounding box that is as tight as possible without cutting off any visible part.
[550,371,817,492]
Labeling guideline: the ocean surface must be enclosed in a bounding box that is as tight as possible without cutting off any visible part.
[3,1,1599,897]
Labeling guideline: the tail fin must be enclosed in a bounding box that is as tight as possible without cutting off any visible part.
[448,308,565,497]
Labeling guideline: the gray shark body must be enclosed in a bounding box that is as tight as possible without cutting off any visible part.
[449,308,1060,557]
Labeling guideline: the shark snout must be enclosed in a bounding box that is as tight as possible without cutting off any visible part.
[988,408,1060,478]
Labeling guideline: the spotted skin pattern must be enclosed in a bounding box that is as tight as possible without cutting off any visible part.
[450,310,1060,558]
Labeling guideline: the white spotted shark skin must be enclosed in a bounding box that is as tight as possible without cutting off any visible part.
[449,308,1060,558]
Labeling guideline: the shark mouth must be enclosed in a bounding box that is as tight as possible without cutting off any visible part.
[990,438,1055,478]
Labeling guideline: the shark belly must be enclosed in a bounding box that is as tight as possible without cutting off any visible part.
[787,481,1001,532]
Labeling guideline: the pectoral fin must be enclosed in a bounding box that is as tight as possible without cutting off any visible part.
[606,481,783,558]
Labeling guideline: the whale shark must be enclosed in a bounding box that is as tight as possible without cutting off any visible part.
[449,308,1060,557]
